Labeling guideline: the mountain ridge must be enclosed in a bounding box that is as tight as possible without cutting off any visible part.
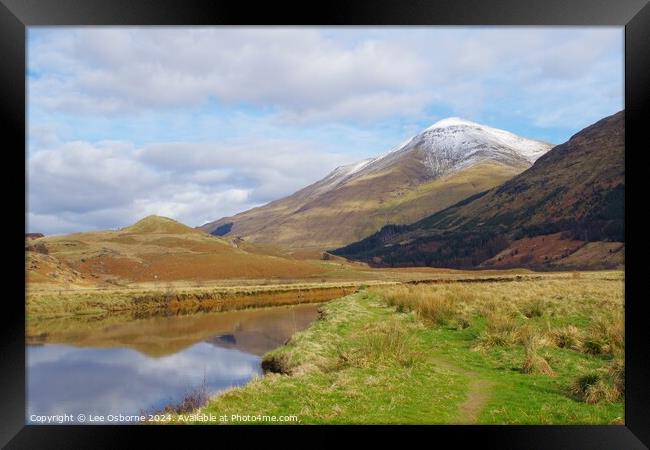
[200,118,552,249]
[332,111,624,270]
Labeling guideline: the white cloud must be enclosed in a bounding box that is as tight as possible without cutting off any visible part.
[27,138,355,234]
[29,28,428,121]
[26,27,624,234]
[28,141,160,214]
[29,28,623,126]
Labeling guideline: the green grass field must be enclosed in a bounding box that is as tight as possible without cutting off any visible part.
[192,273,624,424]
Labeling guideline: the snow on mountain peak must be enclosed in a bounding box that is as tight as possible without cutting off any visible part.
[320,118,553,194]
[421,117,552,163]
[336,158,375,177]
[426,117,480,130]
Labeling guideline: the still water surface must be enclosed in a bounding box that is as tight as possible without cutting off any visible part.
[27,303,320,422]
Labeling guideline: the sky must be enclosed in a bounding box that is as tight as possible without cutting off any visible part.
[26,27,624,235]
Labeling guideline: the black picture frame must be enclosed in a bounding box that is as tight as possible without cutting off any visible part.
[2,0,648,447]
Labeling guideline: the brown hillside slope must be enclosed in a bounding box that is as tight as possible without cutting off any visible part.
[26,216,324,286]
[204,162,522,250]
[200,119,551,249]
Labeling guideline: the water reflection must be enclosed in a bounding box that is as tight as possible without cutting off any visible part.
[27,303,320,423]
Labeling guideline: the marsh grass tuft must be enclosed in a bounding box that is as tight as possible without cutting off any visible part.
[521,334,555,376]
[522,351,555,376]
[486,311,519,333]
[584,313,624,356]
[336,320,422,369]
[418,297,457,326]
[473,312,520,350]
[570,372,620,404]
[382,286,459,326]
[607,358,625,394]
[520,298,546,318]
[551,325,583,350]
[472,331,515,350]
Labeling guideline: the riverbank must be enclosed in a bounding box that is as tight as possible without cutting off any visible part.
[26,270,620,320]
[26,281,374,320]
[191,272,624,424]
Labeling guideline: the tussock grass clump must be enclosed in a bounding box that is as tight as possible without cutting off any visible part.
[472,331,515,351]
[520,298,546,318]
[521,336,555,377]
[382,287,416,313]
[583,313,624,356]
[377,285,460,327]
[473,312,520,350]
[516,325,537,346]
[570,373,620,404]
[582,338,605,355]
[570,373,605,403]
[522,352,555,376]
[486,311,519,333]
[551,325,583,350]
[417,297,457,326]
[570,357,624,404]
[607,358,625,394]
[336,320,422,369]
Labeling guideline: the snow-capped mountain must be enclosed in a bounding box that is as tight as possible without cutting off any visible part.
[200,118,553,249]
[316,117,551,194]
[333,111,624,270]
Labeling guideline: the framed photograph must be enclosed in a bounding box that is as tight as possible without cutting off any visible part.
[2,0,649,447]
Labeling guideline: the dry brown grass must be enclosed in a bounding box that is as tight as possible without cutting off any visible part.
[521,334,556,376]
[583,312,624,357]
[379,284,470,327]
[27,283,362,319]
[26,215,328,286]
[372,274,625,407]
[335,320,422,369]
[570,358,624,404]
[550,325,583,350]
[370,275,624,358]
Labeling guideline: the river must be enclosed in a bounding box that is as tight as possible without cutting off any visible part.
[26,302,321,423]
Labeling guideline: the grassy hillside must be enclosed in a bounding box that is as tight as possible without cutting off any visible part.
[26,215,325,286]
[333,111,624,270]
[201,161,524,250]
